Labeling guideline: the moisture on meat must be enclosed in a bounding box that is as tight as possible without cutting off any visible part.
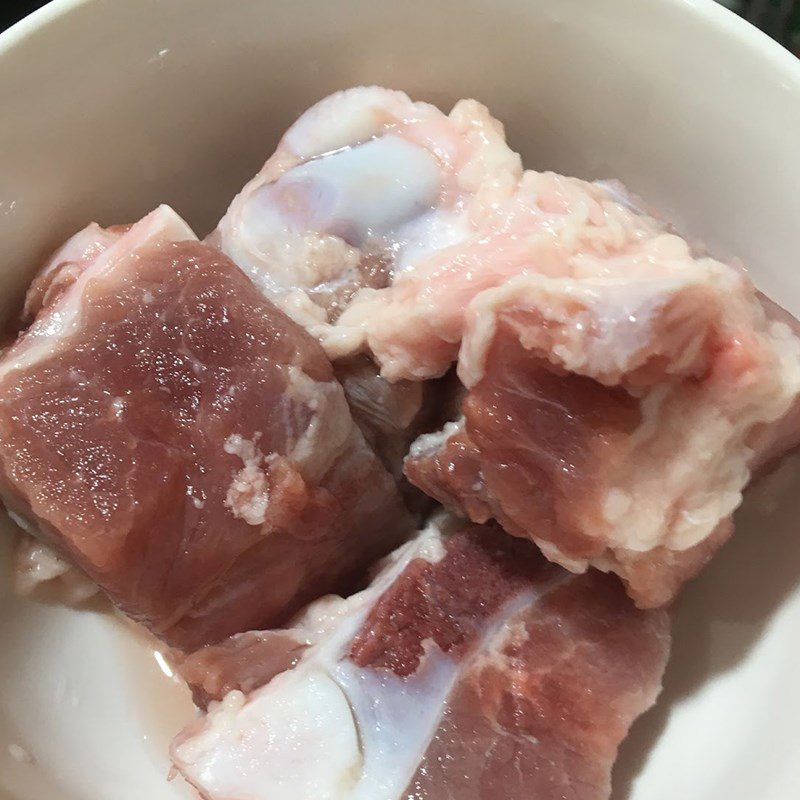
[171,519,670,800]
[0,205,411,650]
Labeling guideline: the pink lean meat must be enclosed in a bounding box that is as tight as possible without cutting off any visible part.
[397,178,800,605]
[0,206,411,649]
[171,519,670,800]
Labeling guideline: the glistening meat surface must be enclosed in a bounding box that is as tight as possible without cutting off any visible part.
[172,520,670,800]
[345,153,800,606]
[0,205,411,649]
[402,224,800,605]
[218,88,800,605]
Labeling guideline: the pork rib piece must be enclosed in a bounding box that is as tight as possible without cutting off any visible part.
[172,520,670,800]
[211,86,521,333]
[309,134,800,606]
[0,205,411,649]
[212,86,515,472]
[404,265,800,605]
[230,90,800,606]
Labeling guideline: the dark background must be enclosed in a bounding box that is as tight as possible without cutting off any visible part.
[2,1,47,31]
[1,0,799,53]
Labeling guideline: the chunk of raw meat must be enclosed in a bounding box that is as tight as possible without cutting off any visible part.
[308,148,800,606]
[211,86,522,335]
[404,240,800,606]
[171,520,670,800]
[212,86,514,475]
[0,206,411,649]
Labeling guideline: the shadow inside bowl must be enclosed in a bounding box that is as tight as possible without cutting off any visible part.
[613,454,800,798]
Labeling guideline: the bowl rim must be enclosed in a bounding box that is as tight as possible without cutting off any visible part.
[0,0,799,83]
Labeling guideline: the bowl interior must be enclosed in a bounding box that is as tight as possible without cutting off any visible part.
[1,1,800,798]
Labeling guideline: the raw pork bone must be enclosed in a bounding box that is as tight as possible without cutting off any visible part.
[172,520,670,800]
[0,205,411,650]
[211,85,521,332]
[322,159,800,607]
[211,86,521,474]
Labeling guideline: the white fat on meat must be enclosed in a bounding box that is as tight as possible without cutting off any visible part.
[212,86,522,337]
[172,521,670,800]
[457,270,732,389]
[329,172,703,380]
[172,524,451,799]
[407,418,464,460]
[13,534,98,603]
[223,434,271,526]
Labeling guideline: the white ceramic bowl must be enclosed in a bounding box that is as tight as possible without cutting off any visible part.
[1,1,799,798]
